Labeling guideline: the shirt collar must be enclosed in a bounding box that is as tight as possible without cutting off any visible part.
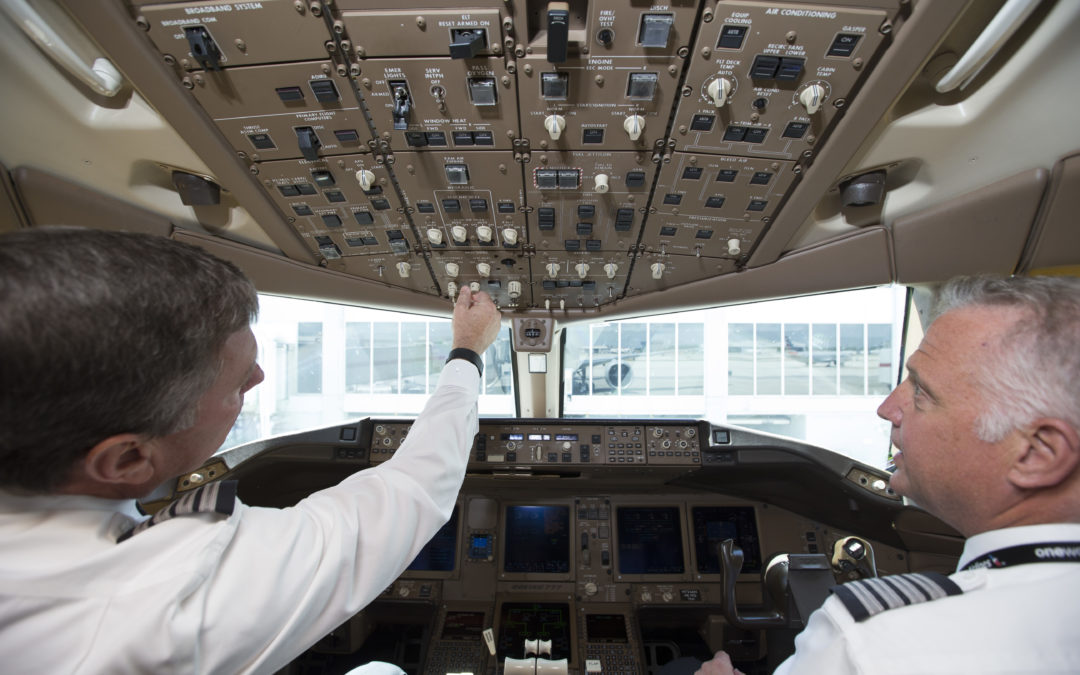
[958,523,1080,571]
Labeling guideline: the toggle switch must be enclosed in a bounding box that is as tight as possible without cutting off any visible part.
[707,77,733,107]
[547,2,570,63]
[544,114,566,141]
[450,29,487,59]
[390,80,412,130]
[623,115,645,141]
[447,281,458,299]
[295,127,321,161]
[355,169,376,191]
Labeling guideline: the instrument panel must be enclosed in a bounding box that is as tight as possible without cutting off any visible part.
[125,0,906,313]
[226,417,912,674]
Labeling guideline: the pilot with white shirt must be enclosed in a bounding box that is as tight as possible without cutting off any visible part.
[0,227,503,674]
[698,274,1080,675]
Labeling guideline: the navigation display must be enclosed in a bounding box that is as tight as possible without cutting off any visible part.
[503,505,571,574]
[616,506,685,574]
[692,506,762,573]
[406,505,458,572]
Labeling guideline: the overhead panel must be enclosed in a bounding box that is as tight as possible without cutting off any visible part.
[125,0,904,315]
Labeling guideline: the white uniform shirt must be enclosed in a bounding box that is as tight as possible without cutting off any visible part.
[775,523,1080,674]
[0,360,479,674]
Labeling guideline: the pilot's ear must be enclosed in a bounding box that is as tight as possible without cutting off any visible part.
[82,434,157,486]
[1008,418,1080,490]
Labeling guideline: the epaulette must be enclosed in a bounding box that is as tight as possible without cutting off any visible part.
[117,480,238,543]
[831,572,963,622]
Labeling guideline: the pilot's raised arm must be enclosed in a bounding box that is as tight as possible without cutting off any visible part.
[0,228,503,674]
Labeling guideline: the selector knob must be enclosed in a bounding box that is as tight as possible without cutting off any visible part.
[476,225,493,243]
[603,263,618,279]
[508,280,522,299]
[641,590,653,603]
[445,262,460,278]
[707,77,734,107]
[396,261,411,278]
[575,262,590,279]
[476,262,491,277]
[546,262,560,278]
[623,115,646,141]
[427,228,444,246]
[447,281,458,299]
[502,228,518,245]
[469,282,480,293]
[544,114,567,140]
[727,238,742,256]
[799,83,827,115]
[662,592,674,602]
[451,226,468,243]
[593,173,610,194]
[355,169,376,191]
[584,582,598,596]
[651,262,665,279]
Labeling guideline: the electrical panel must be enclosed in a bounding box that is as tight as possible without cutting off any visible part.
[130,0,902,312]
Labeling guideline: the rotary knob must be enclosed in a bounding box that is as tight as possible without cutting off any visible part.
[799,83,827,115]
[445,262,460,278]
[651,262,665,280]
[603,263,618,279]
[396,262,411,278]
[623,115,646,141]
[476,225,493,243]
[355,169,376,191]
[451,226,468,243]
[508,280,522,299]
[727,238,741,256]
[593,173,610,193]
[546,262,560,278]
[544,114,566,140]
[502,228,518,245]
[706,77,734,107]
[476,262,491,277]
[427,228,444,246]
[584,582,598,596]
[575,262,590,279]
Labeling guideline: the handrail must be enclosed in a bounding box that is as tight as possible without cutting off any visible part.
[1,0,123,97]
[935,0,1043,93]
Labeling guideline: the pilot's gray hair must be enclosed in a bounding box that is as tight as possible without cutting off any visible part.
[0,227,258,493]
[930,274,1080,442]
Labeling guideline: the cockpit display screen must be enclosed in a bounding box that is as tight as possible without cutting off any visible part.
[692,506,761,573]
[496,602,571,661]
[585,613,628,642]
[616,506,685,574]
[503,505,570,574]
[406,505,458,572]
[441,611,486,640]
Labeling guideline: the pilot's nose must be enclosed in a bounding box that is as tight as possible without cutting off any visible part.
[877,382,903,425]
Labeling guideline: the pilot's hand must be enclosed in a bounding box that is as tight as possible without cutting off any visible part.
[695,651,745,675]
[451,286,503,354]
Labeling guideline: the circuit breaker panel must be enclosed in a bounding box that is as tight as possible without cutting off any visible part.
[129,0,901,311]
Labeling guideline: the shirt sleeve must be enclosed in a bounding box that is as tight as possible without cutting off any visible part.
[198,359,480,673]
[772,596,862,675]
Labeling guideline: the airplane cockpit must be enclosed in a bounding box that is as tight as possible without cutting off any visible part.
[1,0,1078,673]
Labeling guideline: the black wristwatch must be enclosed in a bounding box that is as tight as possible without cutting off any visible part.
[445,347,483,377]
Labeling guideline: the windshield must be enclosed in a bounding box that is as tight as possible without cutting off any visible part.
[221,296,515,451]
[222,286,907,470]
[563,286,907,469]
